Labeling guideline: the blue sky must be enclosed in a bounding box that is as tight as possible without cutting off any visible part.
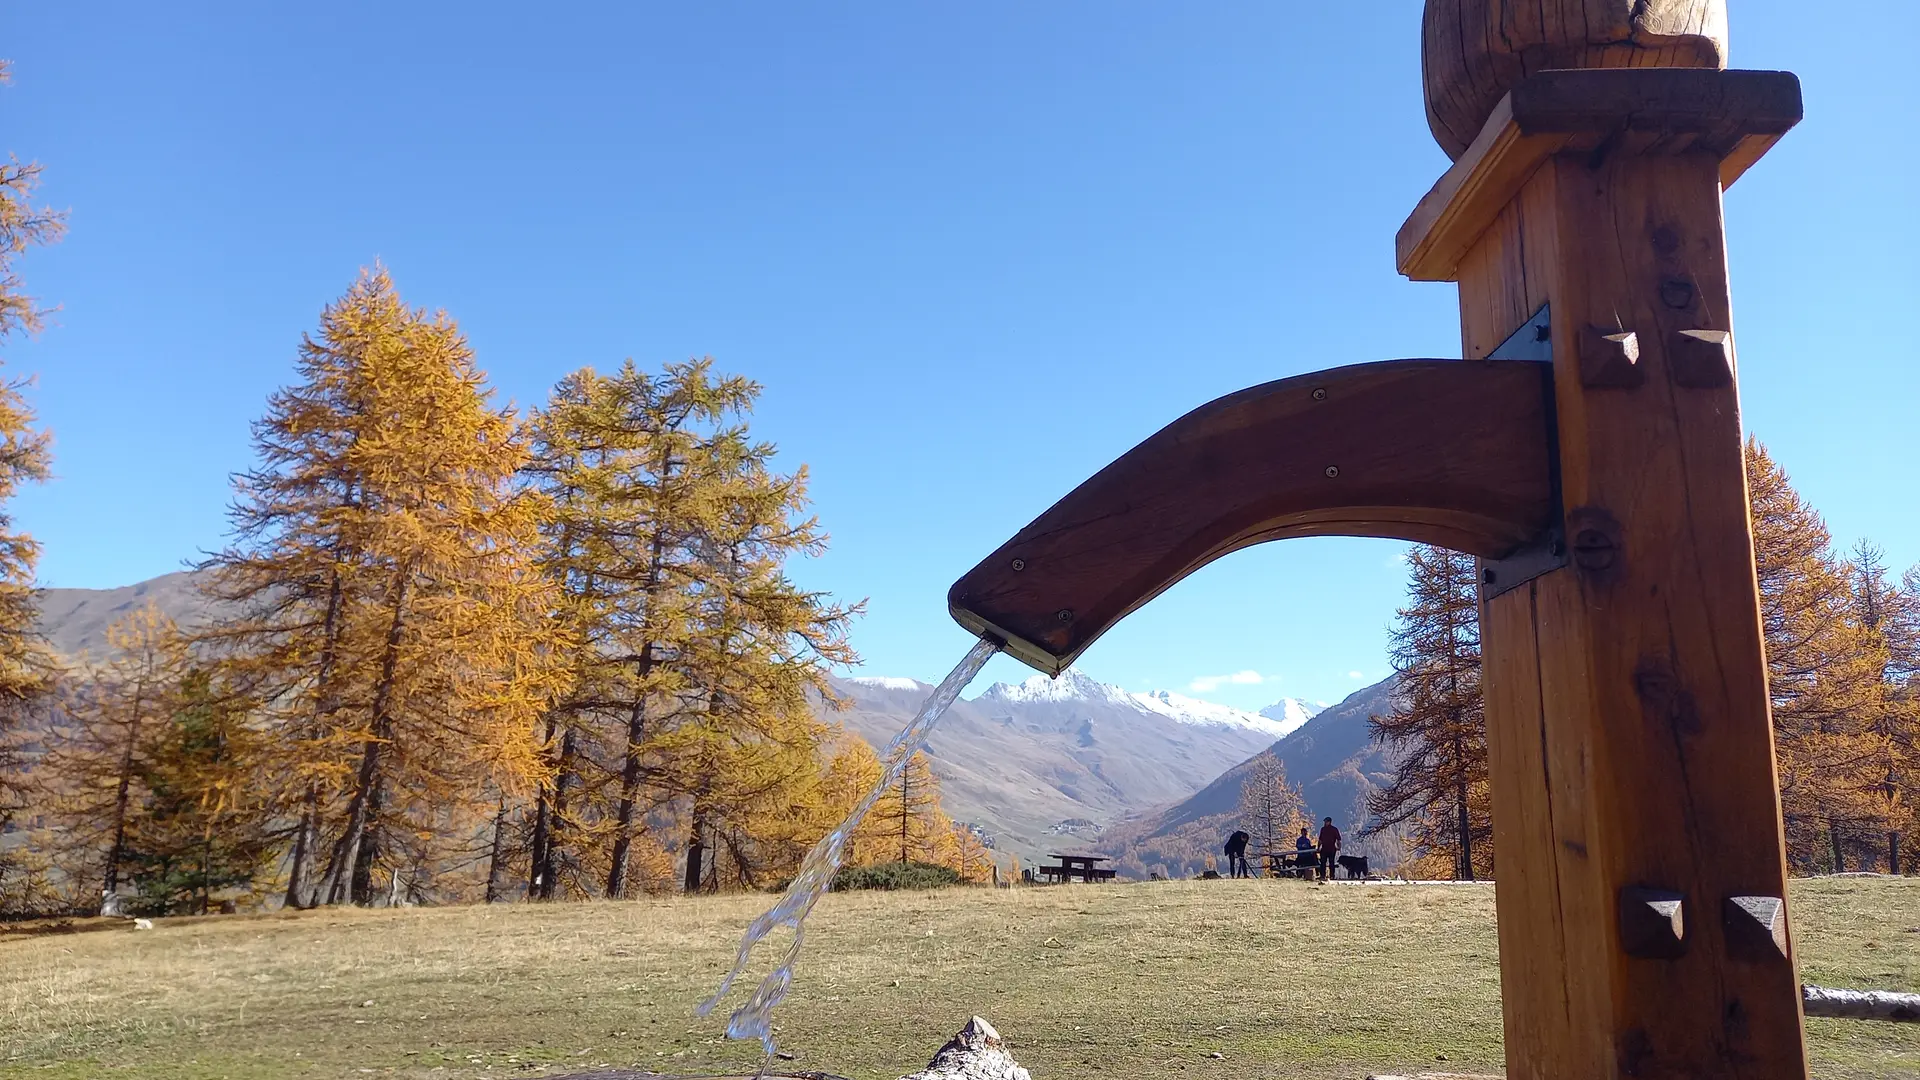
[5,2,1916,711]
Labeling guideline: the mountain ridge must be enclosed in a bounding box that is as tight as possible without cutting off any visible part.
[32,571,1380,872]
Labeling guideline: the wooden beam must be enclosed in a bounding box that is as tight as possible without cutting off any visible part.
[1464,153,1807,1078]
[1398,69,1802,282]
[948,359,1556,676]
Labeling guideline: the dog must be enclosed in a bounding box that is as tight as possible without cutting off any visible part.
[1336,854,1370,880]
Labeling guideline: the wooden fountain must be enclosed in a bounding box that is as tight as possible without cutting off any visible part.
[949,1,1810,1076]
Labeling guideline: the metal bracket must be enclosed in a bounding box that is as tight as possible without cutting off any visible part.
[1488,303,1551,362]
[1479,303,1567,601]
[1480,525,1568,601]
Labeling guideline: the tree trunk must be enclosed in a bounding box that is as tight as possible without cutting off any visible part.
[102,708,145,899]
[1830,822,1845,874]
[606,692,652,899]
[536,727,578,900]
[1454,727,1475,881]
[318,564,413,905]
[349,778,384,905]
[900,768,911,863]
[684,838,704,894]
[606,530,670,899]
[284,791,321,909]
[1891,831,1902,876]
[526,712,557,899]
[485,799,509,904]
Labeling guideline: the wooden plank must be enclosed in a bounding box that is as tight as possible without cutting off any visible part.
[1398,69,1803,282]
[948,359,1557,676]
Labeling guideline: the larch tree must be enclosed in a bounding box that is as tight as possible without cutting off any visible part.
[949,824,994,884]
[201,269,567,907]
[1237,751,1306,876]
[38,604,190,909]
[1364,544,1492,880]
[1746,438,1886,872]
[868,749,951,865]
[0,59,64,889]
[1843,540,1919,873]
[524,359,858,899]
[650,426,858,892]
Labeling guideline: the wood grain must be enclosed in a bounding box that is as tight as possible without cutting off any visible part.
[1422,0,1729,159]
[947,360,1555,677]
[1458,150,1807,1077]
[1398,69,1803,282]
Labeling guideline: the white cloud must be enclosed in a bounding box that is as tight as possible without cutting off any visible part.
[1347,670,1364,679]
[1187,669,1268,694]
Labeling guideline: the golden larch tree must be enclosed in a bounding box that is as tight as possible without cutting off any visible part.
[1365,544,1492,880]
[38,604,190,908]
[1237,751,1307,877]
[0,60,65,893]
[201,269,567,907]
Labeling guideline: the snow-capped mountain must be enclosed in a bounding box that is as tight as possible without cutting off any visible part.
[1257,697,1324,738]
[846,675,927,692]
[977,669,1317,738]
[826,666,1329,867]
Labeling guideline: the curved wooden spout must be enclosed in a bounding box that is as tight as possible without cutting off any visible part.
[948,359,1556,676]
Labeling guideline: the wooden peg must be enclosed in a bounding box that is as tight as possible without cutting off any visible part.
[1620,887,1687,959]
[1671,329,1735,388]
[1579,326,1643,389]
[1724,896,1790,961]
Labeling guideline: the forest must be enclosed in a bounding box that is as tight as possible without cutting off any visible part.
[0,255,987,917]
[1369,449,1920,880]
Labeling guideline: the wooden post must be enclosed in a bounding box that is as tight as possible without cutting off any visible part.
[1404,4,1808,1077]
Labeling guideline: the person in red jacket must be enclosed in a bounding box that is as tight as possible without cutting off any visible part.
[1317,817,1341,881]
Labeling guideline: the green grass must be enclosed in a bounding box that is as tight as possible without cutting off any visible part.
[2,877,1917,1079]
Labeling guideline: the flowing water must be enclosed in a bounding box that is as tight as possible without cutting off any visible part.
[696,635,1003,1063]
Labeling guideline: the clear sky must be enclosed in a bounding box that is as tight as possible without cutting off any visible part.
[5,2,1916,711]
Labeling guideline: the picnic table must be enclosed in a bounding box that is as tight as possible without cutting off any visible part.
[1033,853,1116,883]
[1254,847,1323,878]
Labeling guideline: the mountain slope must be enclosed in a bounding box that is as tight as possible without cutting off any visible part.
[1095,675,1402,879]
[827,671,1303,867]
[35,571,216,659]
[32,571,1331,871]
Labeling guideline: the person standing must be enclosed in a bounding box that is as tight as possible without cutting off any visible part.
[1317,817,1341,880]
[1223,830,1251,879]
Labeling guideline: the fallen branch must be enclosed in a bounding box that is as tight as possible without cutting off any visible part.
[1802,984,1920,1022]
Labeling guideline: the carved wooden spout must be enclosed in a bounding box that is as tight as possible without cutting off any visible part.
[948,358,1555,675]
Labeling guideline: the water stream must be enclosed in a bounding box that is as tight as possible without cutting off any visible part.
[697,635,1004,1063]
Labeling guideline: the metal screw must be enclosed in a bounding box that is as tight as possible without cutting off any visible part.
[1311,387,1327,401]
[1571,528,1616,571]
[1055,609,1075,624]
[1324,466,1339,478]
[1010,558,1026,572]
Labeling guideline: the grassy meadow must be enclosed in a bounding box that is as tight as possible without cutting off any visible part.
[2,877,1917,1080]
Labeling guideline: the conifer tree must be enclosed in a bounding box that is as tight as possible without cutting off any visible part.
[869,750,950,864]
[1843,540,1919,873]
[201,269,566,906]
[524,359,857,898]
[1365,544,1491,879]
[0,60,64,875]
[1746,438,1886,871]
[949,824,994,884]
[38,605,189,907]
[1237,751,1306,876]
[120,669,274,914]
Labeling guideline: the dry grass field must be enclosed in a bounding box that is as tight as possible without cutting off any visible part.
[2,877,1916,1080]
